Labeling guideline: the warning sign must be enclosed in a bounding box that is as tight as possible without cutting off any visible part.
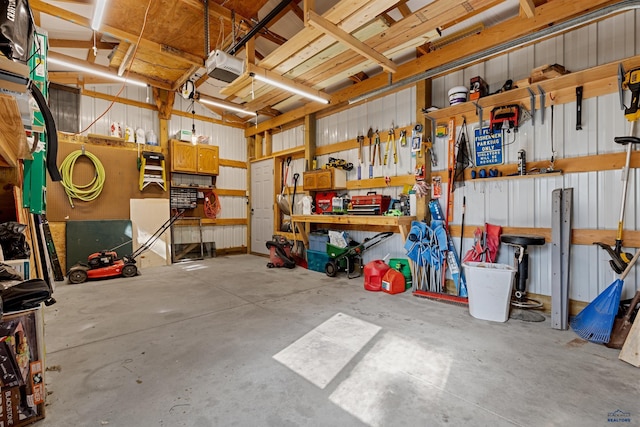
[474,127,503,166]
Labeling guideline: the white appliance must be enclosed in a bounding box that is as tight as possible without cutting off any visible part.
[206,50,244,83]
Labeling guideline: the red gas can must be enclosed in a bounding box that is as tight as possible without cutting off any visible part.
[364,260,391,291]
[381,269,406,294]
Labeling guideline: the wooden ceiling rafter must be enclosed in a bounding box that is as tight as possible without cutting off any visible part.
[306,10,397,74]
[246,0,615,137]
[48,51,174,90]
[520,0,536,17]
[49,38,117,50]
[286,0,493,93]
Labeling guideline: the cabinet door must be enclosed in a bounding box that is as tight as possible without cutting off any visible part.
[316,170,333,190]
[303,172,317,190]
[171,140,197,172]
[197,145,219,175]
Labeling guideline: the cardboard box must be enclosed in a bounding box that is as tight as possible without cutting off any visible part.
[175,130,193,142]
[469,76,489,100]
[0,261,29,281]
[0,387,21,426]
[0,309,45,427]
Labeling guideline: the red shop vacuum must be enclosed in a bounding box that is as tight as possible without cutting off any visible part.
[266,235,296,269]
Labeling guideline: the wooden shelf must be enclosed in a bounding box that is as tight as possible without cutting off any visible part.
[424,54,640,126]
[291,214,416,247]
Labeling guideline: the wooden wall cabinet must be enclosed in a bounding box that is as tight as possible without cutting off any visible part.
[170,139,219,175]
[197,144,219,175]
[303,168,346,191]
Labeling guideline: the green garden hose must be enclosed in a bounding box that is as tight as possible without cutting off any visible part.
[60,149,106,208]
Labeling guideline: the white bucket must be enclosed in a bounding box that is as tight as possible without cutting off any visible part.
[463,262,516,322]
[448,86,469,105]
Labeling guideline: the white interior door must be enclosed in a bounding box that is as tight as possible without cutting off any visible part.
[251,159,274,255]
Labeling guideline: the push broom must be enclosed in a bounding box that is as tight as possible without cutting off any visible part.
[571,249,640,343]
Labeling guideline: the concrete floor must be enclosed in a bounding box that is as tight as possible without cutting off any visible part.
[39,254,638,427]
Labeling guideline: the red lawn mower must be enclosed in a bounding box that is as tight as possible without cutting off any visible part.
[67,211,184,284]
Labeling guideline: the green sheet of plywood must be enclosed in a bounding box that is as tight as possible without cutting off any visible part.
[65,220,133,268]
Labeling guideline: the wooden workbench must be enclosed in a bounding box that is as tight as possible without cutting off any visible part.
[290,214,416,247]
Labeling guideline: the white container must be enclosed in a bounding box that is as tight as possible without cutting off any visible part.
[448,86,469,105]
[463,262,516,322]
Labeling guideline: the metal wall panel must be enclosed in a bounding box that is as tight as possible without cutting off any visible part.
[426,10,640,302]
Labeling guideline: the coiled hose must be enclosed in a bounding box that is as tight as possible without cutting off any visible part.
[60,150,106,208]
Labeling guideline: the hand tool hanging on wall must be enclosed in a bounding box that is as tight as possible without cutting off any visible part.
[576,86,583,130]
[367,127,374,178]
[384,123,396,166]
[399,129,407,147]
[372,129,381,167]
[594,66,640,274]
[357,133,364,180]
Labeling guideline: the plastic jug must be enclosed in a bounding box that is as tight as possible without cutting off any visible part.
[381,269,406,294]
[364,260,391,292]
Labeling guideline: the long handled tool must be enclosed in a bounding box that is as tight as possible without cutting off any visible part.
[383,123,397,166]
[367,127,374,178]
[276,156,292,215]
[571,249,640,343]
[594,66,640,273]
[357,134,364,180]
[605,290,640,349]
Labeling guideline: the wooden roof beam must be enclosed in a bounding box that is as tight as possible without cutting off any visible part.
[248,63,331,103]
[245,0,617,137]
[306,10,397,74]
[48,51,173,90]
[520,0,536,18]
[30,0,203,66]
[49,38,117,50]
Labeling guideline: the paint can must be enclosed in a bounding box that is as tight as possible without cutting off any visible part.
[448,86,469,106]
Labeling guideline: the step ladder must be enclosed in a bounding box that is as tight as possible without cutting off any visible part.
[139,151,167,191]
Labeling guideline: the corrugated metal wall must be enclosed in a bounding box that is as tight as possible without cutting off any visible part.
[80,89,247,252]
[314,87,417,265]
[80,85,157,136]
[169,97,247,251]
[428,10,640,302]
[305,10,640,301]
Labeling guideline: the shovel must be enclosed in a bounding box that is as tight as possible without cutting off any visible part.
[277,157,292,215]
[605,290,640,349]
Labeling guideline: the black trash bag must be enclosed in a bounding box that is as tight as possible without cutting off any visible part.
[0,0,35,63]
[0,222,30,260]
[2,279,55,313]
[0,263,22,281]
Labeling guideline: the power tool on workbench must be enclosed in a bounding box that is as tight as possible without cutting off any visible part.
[594,66,640,274]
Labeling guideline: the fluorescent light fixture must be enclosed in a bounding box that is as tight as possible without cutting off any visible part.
[250,72,329,104]
[91,0,108,31]
[48,56,148,87]
[199,98,257,116]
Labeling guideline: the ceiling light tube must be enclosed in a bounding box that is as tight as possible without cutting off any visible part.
[48,56,148,87]
[250,72,329,104]
[91,0,108,31]
[199,97,257,116]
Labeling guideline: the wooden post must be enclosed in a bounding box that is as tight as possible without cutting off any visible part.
[305,113,316,171]
[264,130,272,156]
[255,133,263,159]
[416,79,432,221]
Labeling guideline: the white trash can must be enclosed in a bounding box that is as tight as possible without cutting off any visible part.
[463,262,516,322]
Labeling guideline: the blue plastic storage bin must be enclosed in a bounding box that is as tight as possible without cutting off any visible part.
[309,231,330,252]
[307,249,329,273]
